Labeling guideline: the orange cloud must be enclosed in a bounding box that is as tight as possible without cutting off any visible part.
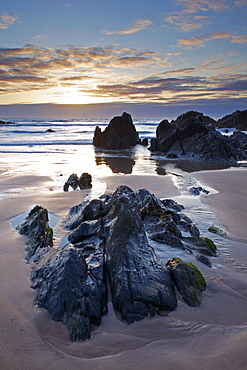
[177,31,232,48]
[231,35,247,44]
[0,12,18,30]
[104,19,152,35]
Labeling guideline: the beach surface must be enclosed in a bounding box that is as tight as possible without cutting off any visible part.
[0,169,247,369]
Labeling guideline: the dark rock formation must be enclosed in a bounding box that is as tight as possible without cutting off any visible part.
[63,173,79,191]
[196,254,212,268]
[93,112,140,149]
[63,173,92,191]
[189,186,209,195]
[78,173,92,189]
[102,186,177,323]
[140,138,148,146]
[149,116,246,162]
[172,111,216,126]
[230,131,247,156]
[18,186,212,341]
[216,109,247,130]
[31,243,107,341]
[0,120,15,124]
[18,205,53,262]
[166,257,206,306]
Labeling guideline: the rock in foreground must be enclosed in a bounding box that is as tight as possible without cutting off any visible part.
[18,186,211,341]
[166,257,206,306]
[93,112,140,149]
[18,205,53,262]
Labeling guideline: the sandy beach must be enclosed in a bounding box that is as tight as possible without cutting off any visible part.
[0,169,247,369]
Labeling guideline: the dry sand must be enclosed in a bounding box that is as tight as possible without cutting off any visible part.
[0,171,247,369]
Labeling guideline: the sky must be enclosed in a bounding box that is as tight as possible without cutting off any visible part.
[0,0,247,118]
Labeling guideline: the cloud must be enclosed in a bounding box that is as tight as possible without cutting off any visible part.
[103,19,152,35]
[174,0,229,13]
[0,45,166,97]
[0,12,18,30]
[165,14,211,32]
[34,35,49,42]
[231,35,247,44]
[1,43,246,106]
[164,1,232,32]
[177,31,232,48]
[111,56,153,68]
[234,0,247,6]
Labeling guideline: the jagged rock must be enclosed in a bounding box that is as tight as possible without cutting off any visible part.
[188,224,200,237]
[149,116,246,162]
[141,138,148,146]
[63,173,92,191]
[18,187,211,341]
[18,205,53,261]
[149,230,184,249]
[166,257,206,306]
[189,186,209,195]
[230,131,247,156]
[30,244,107,341]
[63,173,79,191]
[78,173,92,189]
[186,236,217,256]
[103,186,177,322]
[93,112,140,149]
[172,111,216,126]
[216,109,247,130]
[67,218,103,244]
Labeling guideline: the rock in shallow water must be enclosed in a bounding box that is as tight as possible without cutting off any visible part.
[93,112,140,149]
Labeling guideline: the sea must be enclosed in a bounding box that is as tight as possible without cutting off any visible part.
[0,117,238,183]
[0,117,161,180]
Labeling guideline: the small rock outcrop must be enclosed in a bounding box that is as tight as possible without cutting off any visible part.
[166,257,206,306]
[93,112,140,149]
[63,173,92,191]
[0,120,15,124]
[18,186,213,341]
[216,109,247,130]
[18,205,53,262]
[149,116,246,162]
[172,111,216,126]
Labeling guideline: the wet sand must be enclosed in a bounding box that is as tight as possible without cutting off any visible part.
[0,170,247,369]
[194,168,247,242]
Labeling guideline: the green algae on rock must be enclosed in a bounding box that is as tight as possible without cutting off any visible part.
[17,205,53,262]
[166,257,206,307]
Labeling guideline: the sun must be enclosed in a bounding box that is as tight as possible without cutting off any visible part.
[56,87,96,104]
